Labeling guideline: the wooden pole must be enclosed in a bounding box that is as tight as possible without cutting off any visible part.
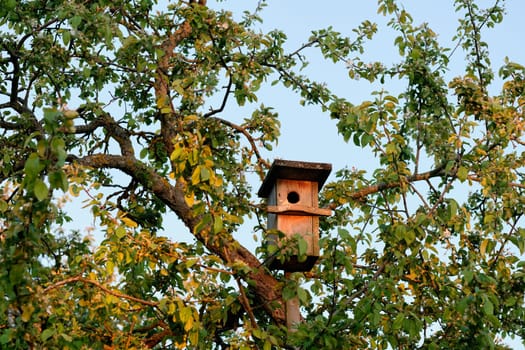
[284,272,300,332]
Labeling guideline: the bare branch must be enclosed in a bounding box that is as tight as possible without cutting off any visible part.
[203,74,233,118]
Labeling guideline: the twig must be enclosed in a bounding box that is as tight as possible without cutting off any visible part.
[236,277,259,329]
[203,74,233,118]
[210,116,270,168]
[44,275,159,307]
[490,215,522,267]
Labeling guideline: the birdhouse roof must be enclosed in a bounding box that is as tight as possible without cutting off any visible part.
[257,159,332,198]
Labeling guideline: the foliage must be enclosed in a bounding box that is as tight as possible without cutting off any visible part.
[0,0,523,349]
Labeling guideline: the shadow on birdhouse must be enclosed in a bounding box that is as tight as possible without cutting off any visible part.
[258,159,332,272]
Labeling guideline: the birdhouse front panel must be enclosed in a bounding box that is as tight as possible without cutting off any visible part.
[275,179,317,207]
[258,159,332,272]
[276,179,319,255]
[265,179,321,271]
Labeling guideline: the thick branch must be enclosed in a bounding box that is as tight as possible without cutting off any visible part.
[73,112,134,157]
[68,153,285,324]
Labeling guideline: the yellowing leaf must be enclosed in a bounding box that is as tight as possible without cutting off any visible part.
[115,226,127,239]
[156,95,169,109]
[170,146,184,161]
[405,271,420,282]
[184,193,195,207]
[161,107,172,114]
[121,216,138,228]
[0,199,8,213]
[179,307,194,331]
[480,239,489,257]
[168,302,176,315]
[184,313,194,332]
[21,303,35,322]
[189,330,199,345]
[191,166,201,185]
[63,110,79,119]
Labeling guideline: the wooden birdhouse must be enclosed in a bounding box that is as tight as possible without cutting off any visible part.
[258,159,332,272]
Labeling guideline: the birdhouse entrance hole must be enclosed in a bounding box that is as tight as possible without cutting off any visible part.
[287,191,300,204]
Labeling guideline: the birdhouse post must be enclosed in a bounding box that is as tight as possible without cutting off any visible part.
[258,159,332,272]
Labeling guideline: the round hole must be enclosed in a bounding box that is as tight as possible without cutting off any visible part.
[287,191,300,204]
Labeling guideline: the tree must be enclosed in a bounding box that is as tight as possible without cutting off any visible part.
[0,0,523,348]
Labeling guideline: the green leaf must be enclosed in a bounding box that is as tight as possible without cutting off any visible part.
[463,269,474,284]
[200,166,211,182]
[297,287,308,304]
[0,199,7,213]
[392,313,404,330]
[24,152,42,178]
[41,328,55,342]
[339,228,357,253]
[70,15,82,29]
[457,166,468,182]
[483,297,494,315]
[404,229,415,245]
[82,67,91,78]
[213,215,223,234]
[140,147,149,159]
[51,137,67,165]
[34,178,49,201]
[361,133,374,146]
[4,0,16,11]
[195,213,211,233]
[62,29,71,46]
[297,236,307,257]
[49,170,68,191]
[282,284,296,301]
[0,329,13,344]
[448,199,459,219]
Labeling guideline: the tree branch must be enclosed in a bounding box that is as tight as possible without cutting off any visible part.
[43,275,159,307]
[210,116,270,168]
[71,112,134,157]
[68,153,286,324]
[203,74,233,118]
[329,165,447,209]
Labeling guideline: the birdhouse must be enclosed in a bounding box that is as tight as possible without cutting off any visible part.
[258,159,332,272]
